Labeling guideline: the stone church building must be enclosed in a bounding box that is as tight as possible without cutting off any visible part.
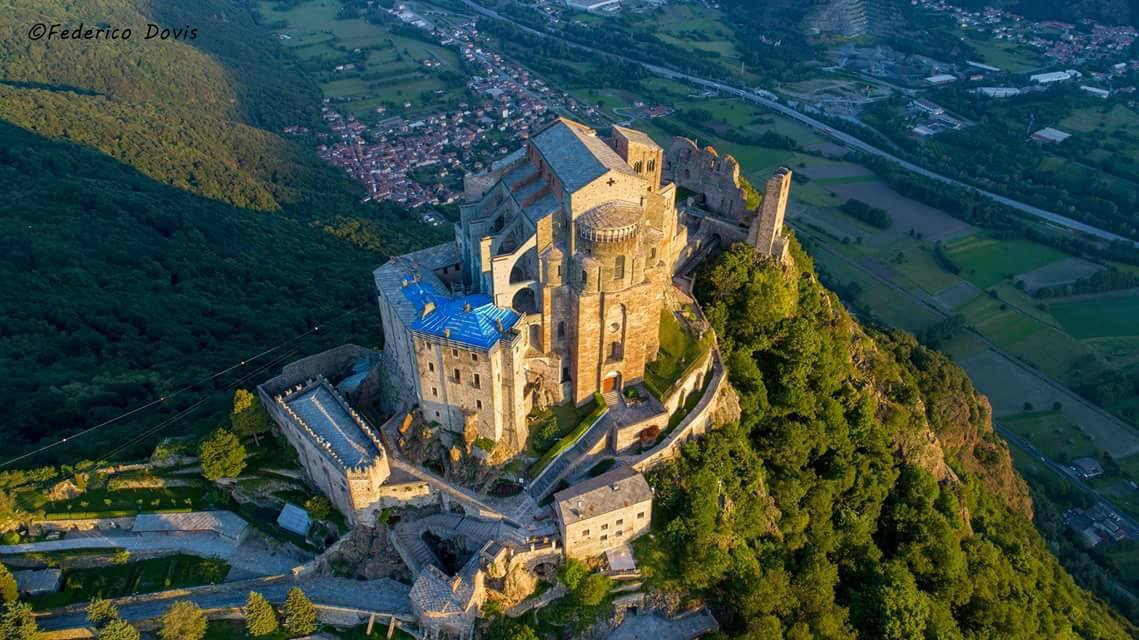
[375,118,791,454]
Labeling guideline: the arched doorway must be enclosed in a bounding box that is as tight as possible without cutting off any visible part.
[602,372,621,394]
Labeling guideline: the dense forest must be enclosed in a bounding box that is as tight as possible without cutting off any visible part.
[0,0,448,462]
[637,243,1135,638]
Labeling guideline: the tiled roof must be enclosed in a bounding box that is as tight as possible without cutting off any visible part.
[277,503,312,537]
[132,511,249,540]
[531,118,636,192]
[285,380,383,468]
[613,124,660,149]
[407,288,520,351]
[554,466,652,527]
[410,565,478,615]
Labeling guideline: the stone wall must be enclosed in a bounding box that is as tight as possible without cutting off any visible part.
[663,137,753,222]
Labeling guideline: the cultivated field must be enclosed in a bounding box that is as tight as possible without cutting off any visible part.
[256,1,466,119]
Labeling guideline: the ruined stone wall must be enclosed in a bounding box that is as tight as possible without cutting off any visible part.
[663,137,752,222]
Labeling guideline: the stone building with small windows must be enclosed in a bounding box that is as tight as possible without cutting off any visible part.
[258,346,437,525]
[553,465,653,559]
[376,118,693,454]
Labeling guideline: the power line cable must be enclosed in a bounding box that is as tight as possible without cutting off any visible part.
[0,305,361,469]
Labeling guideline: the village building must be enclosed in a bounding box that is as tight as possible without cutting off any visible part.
[553,465,653,559]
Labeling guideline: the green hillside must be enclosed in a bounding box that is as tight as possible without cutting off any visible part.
[0,0,447,461]
[637,243,1136,638]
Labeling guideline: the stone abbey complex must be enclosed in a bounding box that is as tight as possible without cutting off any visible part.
[374,118,791,456]
[259,118,793,638]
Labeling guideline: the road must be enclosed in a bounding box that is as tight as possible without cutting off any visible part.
[453,0,1138,247]
[996,424,1139,538]
[0,530,307,579]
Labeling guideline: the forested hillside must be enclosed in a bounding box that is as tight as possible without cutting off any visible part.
[0,0,447,461]
[637,243,1135,639]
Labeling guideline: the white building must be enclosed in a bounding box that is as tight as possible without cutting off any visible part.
[566,0,620,10]
[1030,70,1081,84]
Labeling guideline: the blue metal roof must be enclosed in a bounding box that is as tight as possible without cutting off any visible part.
[402,279,520,351]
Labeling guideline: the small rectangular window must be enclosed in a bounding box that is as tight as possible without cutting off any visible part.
[452,348,459,357]
[471,352,478,362]
[601,523,608,531]
[474,373,481,389]
[476,400,483,409]
[582,529,590,537]
[428,362,434,372]
[637,512,645,519]
[616,530,624,537]
[432,387,438,398]
[454,369,461,383]
[600,534,608,541]
[616,519,623,526]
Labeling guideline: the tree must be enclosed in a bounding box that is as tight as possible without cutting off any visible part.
[0,563,17,602]
[303,495,331,521]
[283,587,317,636]
[0,601,41,640]
[198,429,247,481]
[98,619,140,640]
[244,591,278,637]
[159,601,206,640]
[231,389,271,447]
[87,597,119,625]
[576,573,612,608]
[558,558,588,591]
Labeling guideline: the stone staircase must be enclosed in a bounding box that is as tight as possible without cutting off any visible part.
[389,524,440,576]
[527,413,611,501]
[602,390,621,407]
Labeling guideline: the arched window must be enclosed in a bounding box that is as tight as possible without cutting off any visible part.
[648,158,656,172]
[634,160,643,173]
[614,255,625,280]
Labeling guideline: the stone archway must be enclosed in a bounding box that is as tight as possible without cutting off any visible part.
[512,287,537,314]
[602,372,621,394]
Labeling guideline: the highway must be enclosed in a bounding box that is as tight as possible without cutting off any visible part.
[455,0,1138,247]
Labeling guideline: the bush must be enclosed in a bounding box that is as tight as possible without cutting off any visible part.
[98,619,141,640]
[303,496,331,522]
[87,597,119,625]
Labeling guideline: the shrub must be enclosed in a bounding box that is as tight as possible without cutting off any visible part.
[244,591,278,637]
[159,601,206,640]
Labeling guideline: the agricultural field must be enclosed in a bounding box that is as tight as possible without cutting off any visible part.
[1050,295,1139,340]
[256,1,468,119]
[959,34,1045,73]
[940,234,1069,289]
[1001,411,1100,461]
[1060,104,1139,135]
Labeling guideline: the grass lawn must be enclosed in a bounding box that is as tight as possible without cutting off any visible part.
[942,234,1067,289]
[644,309,707,397]
[529,398,606,477]
[1060,104,1139,135]
[1049,294,1139,339]
[1001,411,1100,461]
[961,33,1044,72]
[27,554,229,610]
[31,486,216,519]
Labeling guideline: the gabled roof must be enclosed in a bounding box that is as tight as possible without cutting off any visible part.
[554,466,652,527]
[531,118,637,192]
